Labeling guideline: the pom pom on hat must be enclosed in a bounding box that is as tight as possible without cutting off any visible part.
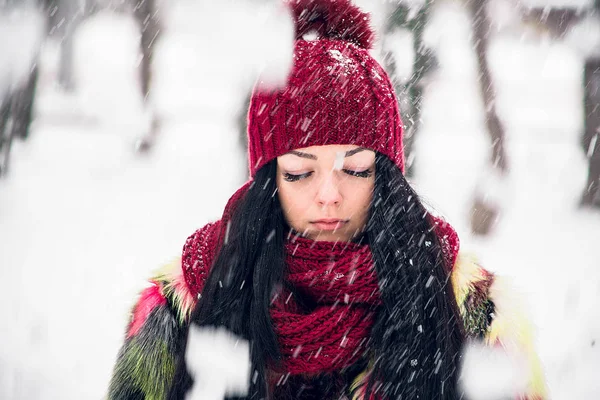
[287,0,375,49]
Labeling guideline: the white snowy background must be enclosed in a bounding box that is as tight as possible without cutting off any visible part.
[0,0,599,398]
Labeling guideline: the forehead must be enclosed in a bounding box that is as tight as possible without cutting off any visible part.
[281,144,375,158]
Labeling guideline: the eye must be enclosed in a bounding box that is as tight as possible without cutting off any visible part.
[343,169,373,178]
[283,172,313,182]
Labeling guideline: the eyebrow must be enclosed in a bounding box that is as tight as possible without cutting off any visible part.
[288,147,367,160]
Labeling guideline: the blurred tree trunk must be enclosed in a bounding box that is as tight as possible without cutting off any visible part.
[384,0,436,177]
[0,67,38,177]
[469,0,508,173]
[132,0,162,152]
[0,95,13,177]
[10,64,39,140]
[43,0,87,91]
[0,1,43,176]
[467,0,508,236]
[133,0,159,102]
[580,0,600,206]
[581,59,600,206]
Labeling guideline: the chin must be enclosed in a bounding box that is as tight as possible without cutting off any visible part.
[311,231,353,243]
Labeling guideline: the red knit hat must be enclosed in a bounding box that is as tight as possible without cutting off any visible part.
[247,0,404,177]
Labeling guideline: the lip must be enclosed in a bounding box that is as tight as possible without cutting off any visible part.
[311,219,348,231]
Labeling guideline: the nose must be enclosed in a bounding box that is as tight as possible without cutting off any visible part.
[315,173,342,206]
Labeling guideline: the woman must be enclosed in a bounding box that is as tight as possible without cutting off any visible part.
[108,1,547,399]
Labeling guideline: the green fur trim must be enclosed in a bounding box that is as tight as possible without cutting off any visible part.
[450,254,496,339]
[461,273,496,338]
[114,340,174,400]
[109,303,182,399]
[463,294,495,338]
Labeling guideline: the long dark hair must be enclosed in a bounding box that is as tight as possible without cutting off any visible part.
[363,154,465,399]
[169,160,286,399]
[173,154,465,399]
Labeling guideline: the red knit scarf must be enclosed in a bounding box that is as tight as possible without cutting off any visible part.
[270,235,382,376]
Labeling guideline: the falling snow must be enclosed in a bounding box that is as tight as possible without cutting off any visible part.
[0,0,599,399]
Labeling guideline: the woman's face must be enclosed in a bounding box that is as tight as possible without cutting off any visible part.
[276,144,375,242]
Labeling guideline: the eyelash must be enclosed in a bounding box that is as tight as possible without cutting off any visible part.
[283,169,373,182]
[283,172,311,182]
[344,169,373,178]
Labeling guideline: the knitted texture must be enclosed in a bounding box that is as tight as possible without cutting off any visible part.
[181,221,221,297]
[246,0,404,176]
[432,216,460,269]
[272,235,381,375]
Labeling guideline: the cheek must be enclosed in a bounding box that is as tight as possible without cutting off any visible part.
[351,182,374,212]
[278,182,312,219]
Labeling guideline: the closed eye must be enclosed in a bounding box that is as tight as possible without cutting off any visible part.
[343,169,373,178]
[283,172,313,182]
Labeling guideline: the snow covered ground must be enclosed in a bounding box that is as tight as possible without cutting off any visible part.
[0,0,598,399]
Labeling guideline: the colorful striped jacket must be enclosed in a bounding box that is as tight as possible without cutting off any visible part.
[107,225,548,400]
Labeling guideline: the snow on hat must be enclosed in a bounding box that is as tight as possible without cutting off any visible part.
[246,0,405,177]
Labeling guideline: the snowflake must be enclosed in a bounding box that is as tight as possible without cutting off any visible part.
[327,49,357,76]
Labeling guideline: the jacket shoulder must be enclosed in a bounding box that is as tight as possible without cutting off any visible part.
[108,222,224,399]
[451,253,548,399]
[109,258,195,399]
